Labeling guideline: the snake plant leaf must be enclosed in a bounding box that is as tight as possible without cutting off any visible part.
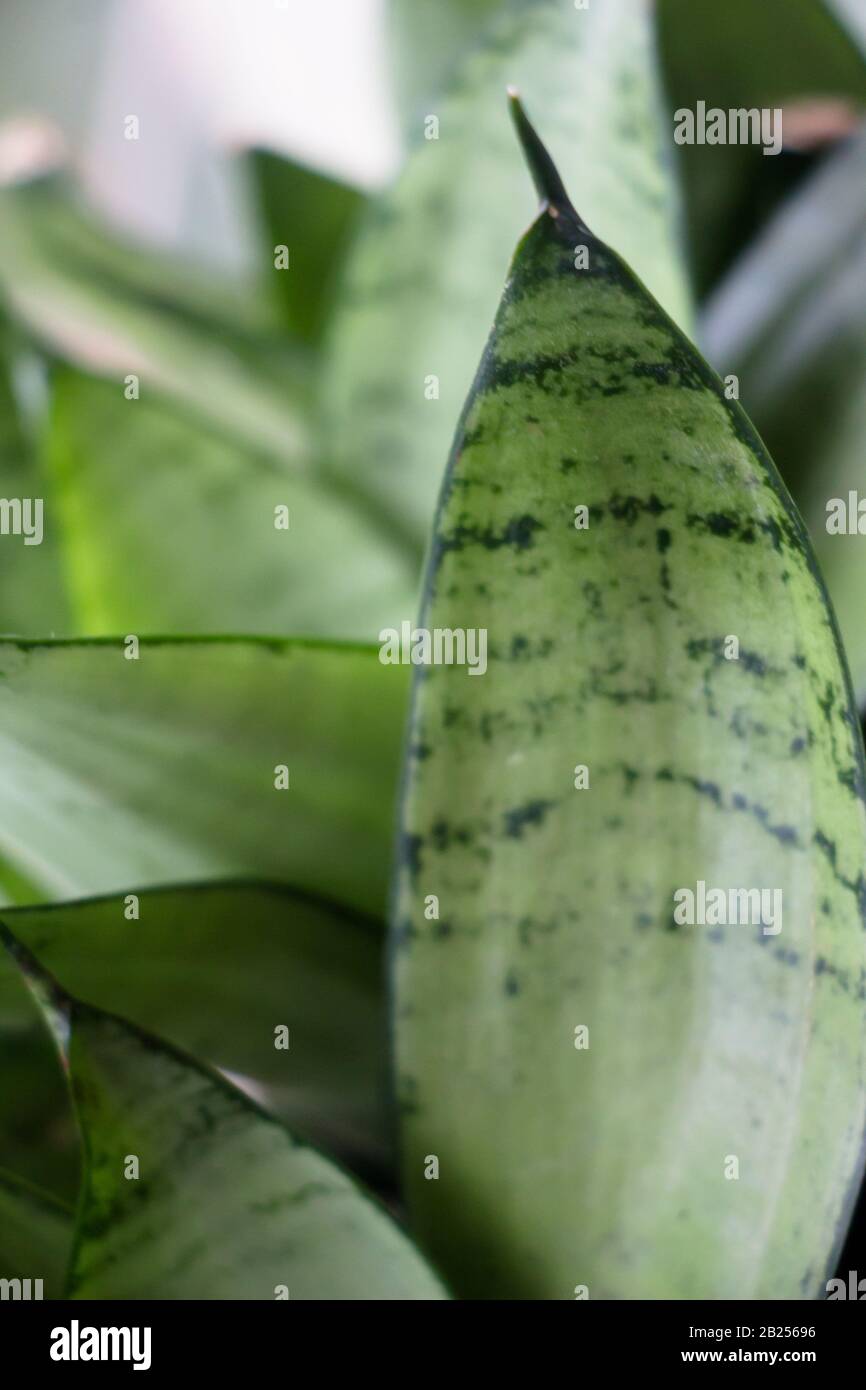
[701,130,866,699]
[325,0,691,554]
[0,1168,73,1298]
[658,0,866,297]
[1,929,448,1300]
[0,638,407,916]
[392,98,866,1300]
[0,1167,72,1297]
[0,175,313,471]
[0,321,70,634]
[46,365,415,640]
[250,150,365,346]
[0,882,390,1171]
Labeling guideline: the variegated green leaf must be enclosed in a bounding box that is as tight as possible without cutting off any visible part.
[392,99,866,1300]
[2,928,447,1301]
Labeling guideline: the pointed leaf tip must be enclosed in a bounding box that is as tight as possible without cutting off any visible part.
[507,90,578,222]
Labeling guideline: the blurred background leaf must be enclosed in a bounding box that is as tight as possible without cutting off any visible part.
[0,1166,73,1296]
[0,176,313,470]
[45,365,414,639]
[700,128,866,699]
[324,0,692,556]
[2,930,447,1300]
[0,639,408,916]
[0,174,419,640]
[0,882,391,1177]
[0,971,78,1200]
[387,0,522,134]
[249,151,365,346]
[0,320,70,633]
[657,0,866,299]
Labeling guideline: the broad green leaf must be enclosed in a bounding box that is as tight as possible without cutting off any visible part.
[701,130,866,699]
[657,0,866,297]
[250,150,364,345]
[0,638,408,917]
[46,366,416,640]
[0,882,390,1170]
[0,321,70,634]
[0,1167,72,1298]
[392,100,866,1299]
[3,929,448,1300]
[0,176,313,470]
[325,0,691,553]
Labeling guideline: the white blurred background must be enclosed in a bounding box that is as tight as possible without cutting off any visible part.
[0,0,399,268]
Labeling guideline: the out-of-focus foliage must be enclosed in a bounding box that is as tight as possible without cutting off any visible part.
[250,151,365,345]
[325,0,692,555]
[0,1167,72,1297]
[387,0,525,132]
[658,0,866,297]
[0,639,406,915]
[0,883,389,1170]
[3,928,448,1301]
[2,0,866,1299]
[47,366,412,639]
[0,178,310,467]
[701,129,866,697]
[0,324,69,633]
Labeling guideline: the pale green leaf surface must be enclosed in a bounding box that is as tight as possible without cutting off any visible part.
[0,638,408,916]
[46,367,416,640]
[387,0,528,133]
[392,102,866,1299]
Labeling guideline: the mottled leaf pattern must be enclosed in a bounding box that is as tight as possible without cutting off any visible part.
[392,101,866,1300]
